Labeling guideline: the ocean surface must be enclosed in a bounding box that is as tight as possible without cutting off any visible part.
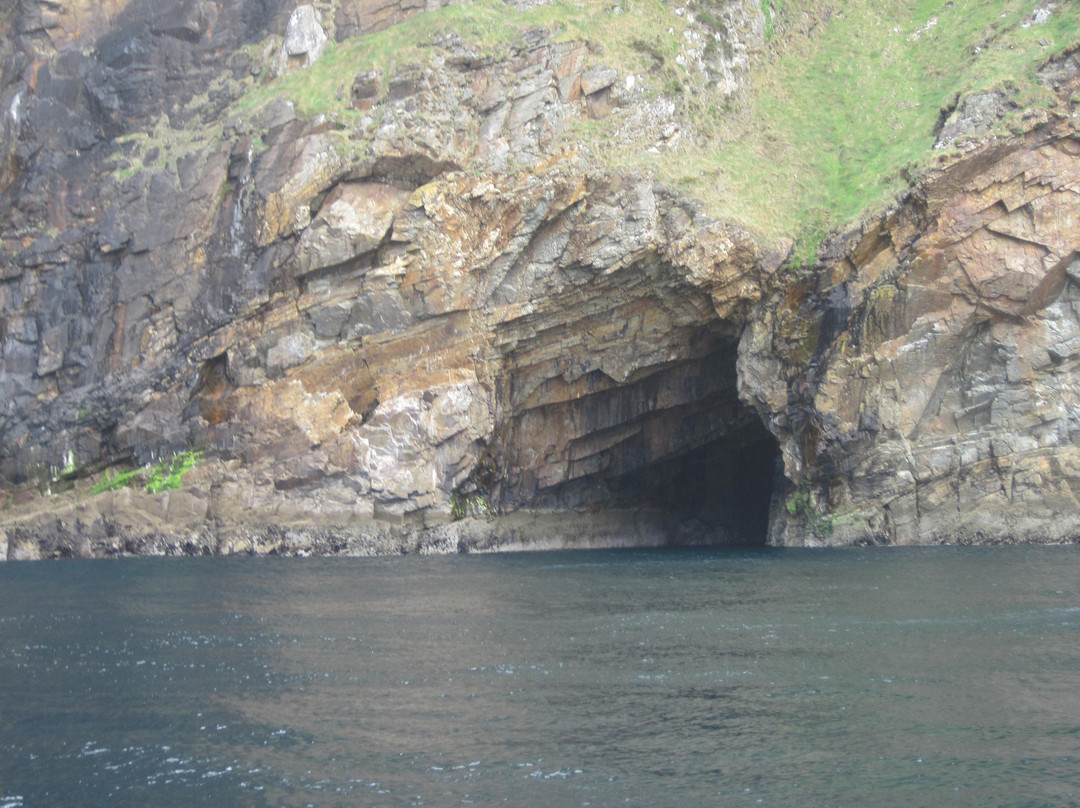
[1,546,1079,808]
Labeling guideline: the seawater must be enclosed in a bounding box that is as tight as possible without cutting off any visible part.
[1,546,1079,808]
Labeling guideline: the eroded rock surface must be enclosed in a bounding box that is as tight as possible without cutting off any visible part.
[1,0,777,556]
[742,116,1080,545]
[2,0,1079,556]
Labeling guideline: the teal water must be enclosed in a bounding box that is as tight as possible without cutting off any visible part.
[1,546,1079,807]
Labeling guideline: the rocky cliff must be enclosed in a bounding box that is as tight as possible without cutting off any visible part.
[1,0,1079,558]
[743,106,1080,545]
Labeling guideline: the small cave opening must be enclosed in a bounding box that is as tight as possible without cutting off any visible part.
[186,352,231,425]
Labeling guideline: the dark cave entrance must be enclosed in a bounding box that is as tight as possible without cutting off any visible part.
[608,416,781,546]
[508,332,785,547]
[586,333,786,547]
[496,284,787,546]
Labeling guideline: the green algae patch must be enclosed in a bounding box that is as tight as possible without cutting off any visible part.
[93,451,204,496]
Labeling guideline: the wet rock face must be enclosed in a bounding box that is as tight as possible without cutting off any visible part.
[7,0,291,155]
[741,119,1080,546]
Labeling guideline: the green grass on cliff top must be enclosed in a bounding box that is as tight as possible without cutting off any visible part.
[234,0,1080,258]
[233,0,697,117]
[700,0,1080,255]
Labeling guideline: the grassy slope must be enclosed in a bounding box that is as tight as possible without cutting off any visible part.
[230,0,695,116]
[231,0,1080,259]
[705,0,1080,256]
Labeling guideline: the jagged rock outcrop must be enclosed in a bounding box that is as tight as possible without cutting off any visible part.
[742,101,1080,545]
[1,0,1078,557]
[1,0,777,557]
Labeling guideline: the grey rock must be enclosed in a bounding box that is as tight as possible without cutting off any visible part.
[295,183,411,274]
[277,4,328,72]
[580,66,618,95]
[36,323,67,377]
[266,333,316,378]
[344,291,414,339]
[308,302,353,339]
[351,70,383,109]
[935,92,1009,149]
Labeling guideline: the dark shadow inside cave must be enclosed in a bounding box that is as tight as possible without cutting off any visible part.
[514,338,784,547]
[497,311,784,547]
[608,417,781,546]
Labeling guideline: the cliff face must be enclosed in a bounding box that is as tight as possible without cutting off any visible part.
[743,104,1080,545]
[1,0,1078,557]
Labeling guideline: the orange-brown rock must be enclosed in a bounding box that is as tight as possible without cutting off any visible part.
[741,116,1080,545]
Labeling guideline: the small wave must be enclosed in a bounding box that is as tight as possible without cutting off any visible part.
[526,768,584,780]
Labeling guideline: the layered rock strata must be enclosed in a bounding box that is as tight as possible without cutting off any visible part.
[2,0,1079,557]
[1,0,778,557]
[743,107,1080,545]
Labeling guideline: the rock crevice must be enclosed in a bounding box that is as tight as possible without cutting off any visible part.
[742,116,1080,546]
